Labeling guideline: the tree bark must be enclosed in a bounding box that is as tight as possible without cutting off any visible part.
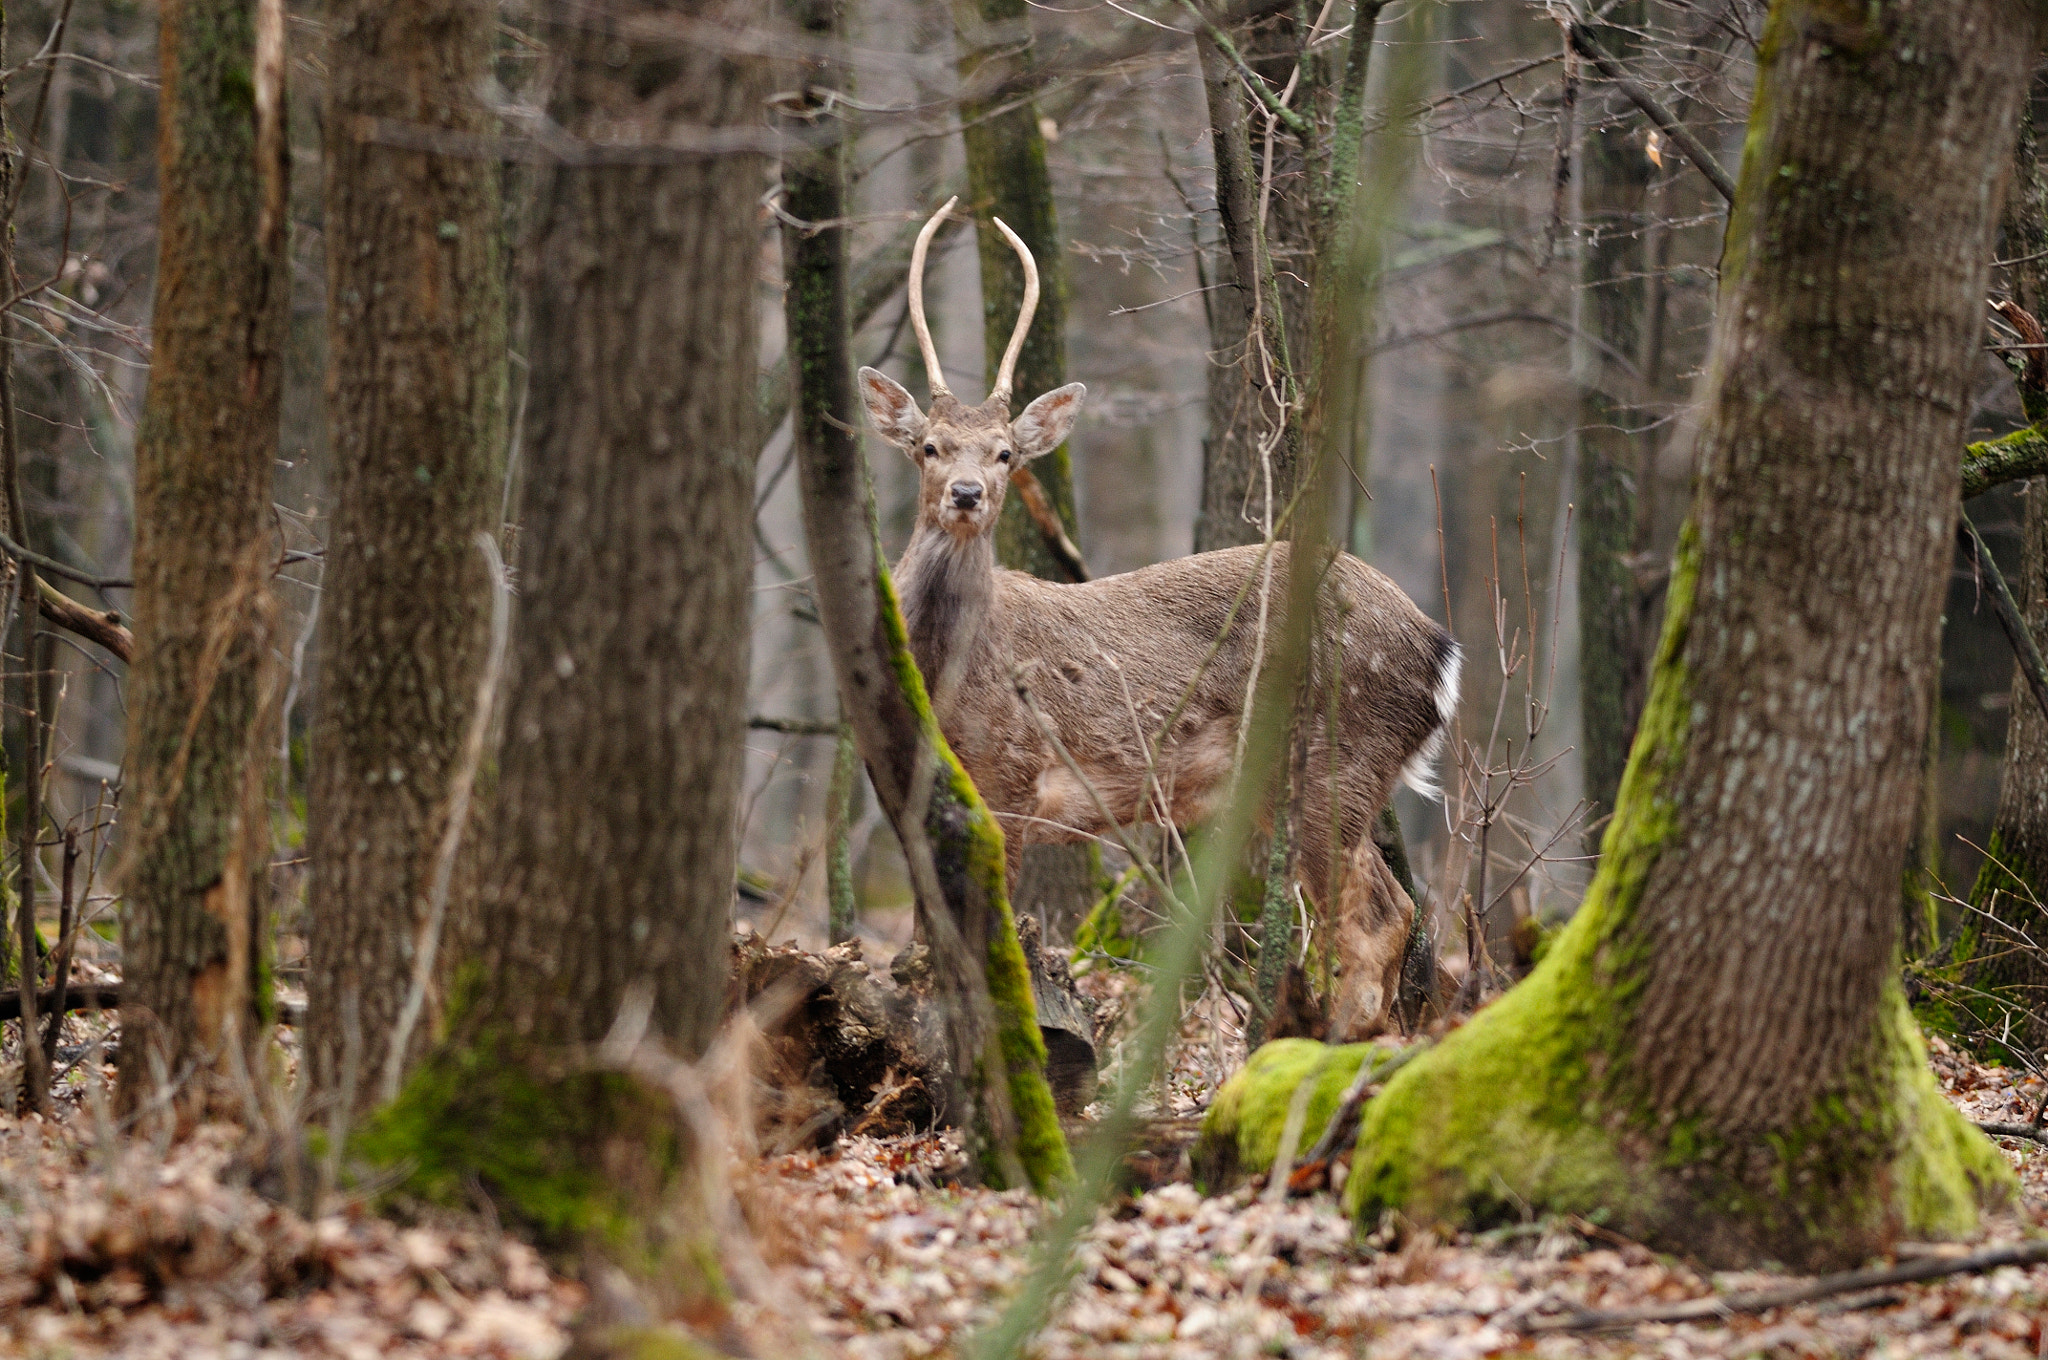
[118,0,289,1119]
[952,0,1101,941]
[304,0,507,1119]
[1349,0,2038,1269]
[358,5,765,1284]
[783,9,1071,1191]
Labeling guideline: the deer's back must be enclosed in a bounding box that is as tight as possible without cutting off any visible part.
[978,544,1455,832]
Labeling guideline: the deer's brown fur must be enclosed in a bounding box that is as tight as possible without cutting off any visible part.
[858,202,1458,1035]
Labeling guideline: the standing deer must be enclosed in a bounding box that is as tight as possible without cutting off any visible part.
[859,200,1459,1035]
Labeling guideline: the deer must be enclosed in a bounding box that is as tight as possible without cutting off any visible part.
[857,199,1460,1037]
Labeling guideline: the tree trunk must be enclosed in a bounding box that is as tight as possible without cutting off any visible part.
[304,0,506,1119]
[358,6,765,1284]
[783,22,1070,1190]
[1193,9,1304,554]
[953,0,1100,941]
[1349,0,2037,1269]
[118,0,289,1119]
[1574,1,1653,827]
[1958,82,2048,1055]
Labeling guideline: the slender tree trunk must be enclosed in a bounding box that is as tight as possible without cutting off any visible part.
[118,0,289,1119]
[360,7,766,1289]
[1574,0,1653,827]
[305,0,506,1119]
[1350,0,2038,1268]
[1193,8,1304,554]
[1959,80,2048,1053]
[952,0,1101,940]
[783,11,1070,1191]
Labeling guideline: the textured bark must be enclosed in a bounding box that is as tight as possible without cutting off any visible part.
[360,7,766,1271]
[118,0,289,1118]
[304,0,506,1118]
[1574,0,1653,826]
[1351,0,2037,1268]
[953,0,1101,939]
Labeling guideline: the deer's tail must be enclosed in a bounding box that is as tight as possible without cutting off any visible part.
[1398,627,1461,801]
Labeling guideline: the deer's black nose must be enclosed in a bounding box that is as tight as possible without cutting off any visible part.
[950,481,984,510]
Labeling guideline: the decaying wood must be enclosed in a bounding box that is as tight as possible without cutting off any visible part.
[729,926,1098,1147]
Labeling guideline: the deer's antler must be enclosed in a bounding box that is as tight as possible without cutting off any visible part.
[990,215,1040,411]
[908,197,956,400]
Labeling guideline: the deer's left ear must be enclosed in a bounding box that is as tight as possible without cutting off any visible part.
[1012,383,1086,461]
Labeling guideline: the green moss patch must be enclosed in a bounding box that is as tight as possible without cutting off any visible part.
[1194,1039,1377,1191]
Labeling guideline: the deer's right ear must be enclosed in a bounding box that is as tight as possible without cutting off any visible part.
[858,367,925,452]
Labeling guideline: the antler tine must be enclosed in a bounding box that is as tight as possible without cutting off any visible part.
[990,215,1039,410]
[908,197,957,400]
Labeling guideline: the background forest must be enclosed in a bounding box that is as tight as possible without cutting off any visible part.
[4,0,2048,1356]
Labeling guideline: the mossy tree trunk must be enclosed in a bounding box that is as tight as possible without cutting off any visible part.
[1349,0,2038,1269]
[782,17,1071,1192]
[305,0,506,1119]
[952,0,1100,941]
[118,0,289,1119]
[1574,0,1653,828]
[361,6,766,1278]
[1960,82,2048,1055]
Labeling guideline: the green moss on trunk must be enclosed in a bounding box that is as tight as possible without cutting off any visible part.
[876,557,1073,1194]
[1193,1038,1375,1190]
[354,1031,696,1275]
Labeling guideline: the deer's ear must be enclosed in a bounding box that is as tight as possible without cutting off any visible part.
[858,367,924,451]
[1012,382,1086,461]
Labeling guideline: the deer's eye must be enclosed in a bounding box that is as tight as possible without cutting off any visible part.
[997,449,1011,464]
[923,443,937,459]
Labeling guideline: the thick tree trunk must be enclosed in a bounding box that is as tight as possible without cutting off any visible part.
[1959,85,2048,1055]
[1574,0,1653,827]
[118,0,289,1119]
[782,29,1070,1189]
[359,7,765,1283]
[304,0,506,1118]
[953,0,1100,940]
[1348,0,2037,1268]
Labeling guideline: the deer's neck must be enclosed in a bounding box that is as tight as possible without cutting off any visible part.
[894,527,998,709]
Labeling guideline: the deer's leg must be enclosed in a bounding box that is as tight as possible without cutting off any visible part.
[1323,837,1412,1041]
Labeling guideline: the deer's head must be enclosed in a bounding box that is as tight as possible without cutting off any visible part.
[860,198,1085,543]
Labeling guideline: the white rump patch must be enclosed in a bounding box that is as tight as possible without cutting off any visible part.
[1398,640,1463,801]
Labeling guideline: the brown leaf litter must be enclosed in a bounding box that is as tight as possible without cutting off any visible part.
[2,1017,2045,1358]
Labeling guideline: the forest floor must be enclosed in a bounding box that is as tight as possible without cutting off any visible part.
[3,1010,2046,1359]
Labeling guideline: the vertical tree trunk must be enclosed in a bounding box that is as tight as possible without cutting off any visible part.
[1574,1,1653,827]
[786,1,1071,1194]
[360,5,766,1280]
[1351,0,2036,1268]
[118,0,289,1119]
[305,0,506,1118]
[1193,10,1304,554]
[952,0,1101,940]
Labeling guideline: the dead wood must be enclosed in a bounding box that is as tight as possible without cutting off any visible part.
[35,577,131,662]
[1518,1240,2048,1333]
[728,926,1099,1148]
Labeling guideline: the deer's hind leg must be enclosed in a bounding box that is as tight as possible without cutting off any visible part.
[1294,780,1413,1042]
